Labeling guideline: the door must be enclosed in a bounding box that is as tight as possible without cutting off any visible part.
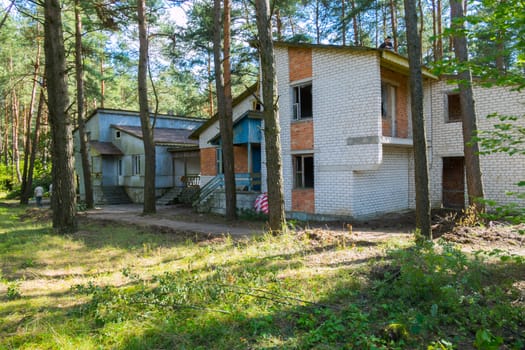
[442,157,465,209]
[251,145,261,191]
[102,157,118,186]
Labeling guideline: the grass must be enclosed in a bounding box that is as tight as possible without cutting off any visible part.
[0,204,524,349]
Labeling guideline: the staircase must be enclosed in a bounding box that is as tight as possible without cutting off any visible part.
[157,187,183,205]
[192,175,223,212]
[100,186,133,205]
[157,186,201,206]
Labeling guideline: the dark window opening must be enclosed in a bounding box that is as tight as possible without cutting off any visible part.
[294,154,314,188]
[447,93,462,122]
[293,84,313,119]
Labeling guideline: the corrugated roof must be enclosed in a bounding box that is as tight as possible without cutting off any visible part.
[112,125,198,146]
[90,141,124,155]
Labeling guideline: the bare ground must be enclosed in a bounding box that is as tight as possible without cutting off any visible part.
[20,204,525,256]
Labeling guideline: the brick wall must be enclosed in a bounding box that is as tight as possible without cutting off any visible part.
[234,146,248,173]
[200,147,217,176]
[291,188,315,213]
[290,120,314,150]
[429,80,525,208]
[381,68,409,138]
[289,47,312,82]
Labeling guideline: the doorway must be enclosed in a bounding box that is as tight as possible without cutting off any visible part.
[442,157,465,209]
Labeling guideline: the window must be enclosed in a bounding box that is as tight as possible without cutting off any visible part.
[132,155,141,175]
[115,130,121,138]
[252,99,262,111]
[117,158,123,176]
[447,93,462,122]
[216,148,223,174]
[292,83,313,120]
[86,132,91,142]
[294,154,314,188]
[381,82,396,120]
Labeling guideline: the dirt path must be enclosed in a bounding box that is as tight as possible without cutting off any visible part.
[80,204,267,237]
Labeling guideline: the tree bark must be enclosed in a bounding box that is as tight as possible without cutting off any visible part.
[25,88,45,207]
[213,0,236,220]
[44,0,77,233]
[450,0,485,211]
[20,30,41,205]
[137,0,156,214]
[255,0,286,232]
[403,0,432,239]
[389,0,398,51]
[341,0,346,46]
[75,0,94,209]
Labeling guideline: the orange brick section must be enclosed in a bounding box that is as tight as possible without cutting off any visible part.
[234,146,248,173]
[200,147,217,176]
[292,188,315,213]
[290,120,314,150]
[381,68,409,138]
[289,48,312,82]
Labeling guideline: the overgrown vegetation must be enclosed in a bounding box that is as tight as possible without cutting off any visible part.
[0,205,523,349]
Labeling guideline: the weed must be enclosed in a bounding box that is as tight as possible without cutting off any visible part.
[459,204,486,227]
[6,281,22,300]
[474,329,503,350]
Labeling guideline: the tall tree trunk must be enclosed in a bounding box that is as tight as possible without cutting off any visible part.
[20,31,41,205]
[100,56,105,108]
[389,0,398,51]
[341,0,346,45]
[275,8,282,41]
[207,50,214,117]
[212,0,236,220]
[137,0,156,214]
[450,0,485,211]
[222,0,236,220]
[436,0,443,59]
[495,34,505,73]
[44,0,77,233]
[255,0,286,232]
[315,0,321,44]
[11,88,21,183]
[403,0,432,239]
[351,0,359,45]
[25,88,45,207]
[75,0,94,209]
[419,0,424,58]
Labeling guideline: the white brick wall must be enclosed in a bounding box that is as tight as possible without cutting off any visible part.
[270,46,524,218]
[429,80,525,208]
[351,146,411,217]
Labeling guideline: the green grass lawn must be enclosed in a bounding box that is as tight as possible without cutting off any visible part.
[0,204,523,349]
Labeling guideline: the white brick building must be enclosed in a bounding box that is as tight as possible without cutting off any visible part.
[195,42,524,220]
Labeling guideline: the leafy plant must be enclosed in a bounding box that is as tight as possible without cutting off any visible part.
[6,281,22,300]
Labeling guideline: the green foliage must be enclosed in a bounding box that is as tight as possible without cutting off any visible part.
[0,205,523,349]
[5,281,22,300]
[237,208,268,221]
[371,241,524,348]
[474,329,504,350]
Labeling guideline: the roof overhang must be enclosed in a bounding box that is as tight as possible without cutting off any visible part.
[89,141,123,156]
[380,50,438,80]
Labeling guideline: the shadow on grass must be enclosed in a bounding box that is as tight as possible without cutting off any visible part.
[90,246,525,350]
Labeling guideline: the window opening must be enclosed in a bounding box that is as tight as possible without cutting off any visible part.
[381,82,397,137]
[132,155,141,175]
[216,148,224,174]
[293,83,313,120]
[447,93,462,122]
[294,154,314,188]
[117,159,123,176]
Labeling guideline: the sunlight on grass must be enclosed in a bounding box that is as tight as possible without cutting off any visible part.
[1,205,524,349]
